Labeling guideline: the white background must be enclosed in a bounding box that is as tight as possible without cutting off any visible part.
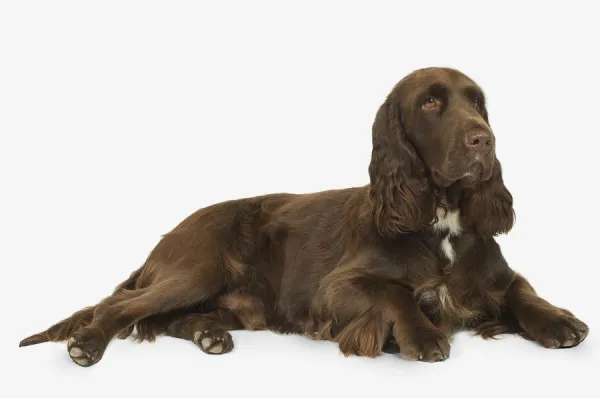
[1,1,598,397]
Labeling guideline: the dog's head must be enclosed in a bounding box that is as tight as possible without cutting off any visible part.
[369,67,514,237]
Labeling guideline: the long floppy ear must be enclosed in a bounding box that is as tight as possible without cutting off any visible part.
[368,99,437,237]
[460,158,515,236]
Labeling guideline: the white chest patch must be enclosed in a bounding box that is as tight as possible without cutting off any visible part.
[440,237,456,263]
[433,208,462,266]
[433,208,462,235]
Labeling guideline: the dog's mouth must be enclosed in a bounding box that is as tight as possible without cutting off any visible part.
[432,159,494,187]
[431,170,455,187]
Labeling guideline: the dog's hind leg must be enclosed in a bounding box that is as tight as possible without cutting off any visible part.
[67,272,224,367]
[21,199,266,365]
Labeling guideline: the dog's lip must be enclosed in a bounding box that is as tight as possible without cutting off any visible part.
[432,165,490,187]
[433,153,496,186]
[431,169,456,187]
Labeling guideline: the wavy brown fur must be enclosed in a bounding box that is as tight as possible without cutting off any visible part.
[368,99,438,237]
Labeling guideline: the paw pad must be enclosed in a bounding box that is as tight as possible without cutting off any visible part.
[193,329,233,355]
[67,334,105,367]
[68,337,100,367]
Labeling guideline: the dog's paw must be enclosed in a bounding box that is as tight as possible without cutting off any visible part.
[193,329,233,355]
[67,329,106,367]
[524,311,589,349]
[397,327,451,363]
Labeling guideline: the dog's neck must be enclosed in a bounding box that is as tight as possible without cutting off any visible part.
[437,182,464,209]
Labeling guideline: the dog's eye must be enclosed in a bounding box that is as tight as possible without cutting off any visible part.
[473,98,483,109]
[423,97,440,110]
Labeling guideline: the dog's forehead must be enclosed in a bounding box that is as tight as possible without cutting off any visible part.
[399,67,478,93]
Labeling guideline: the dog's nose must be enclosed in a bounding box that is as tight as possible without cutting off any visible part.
[464,130,493,153]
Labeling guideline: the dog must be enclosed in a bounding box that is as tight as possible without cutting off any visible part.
[20,67,589,366]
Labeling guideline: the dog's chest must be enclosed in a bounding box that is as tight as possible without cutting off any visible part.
[415,208,476,333]
[432,208,462,267]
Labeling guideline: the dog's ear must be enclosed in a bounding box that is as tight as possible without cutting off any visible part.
[368,99,437,237]
[460,158,515,236]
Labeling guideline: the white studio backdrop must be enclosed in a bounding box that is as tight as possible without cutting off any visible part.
[1,1,598,397]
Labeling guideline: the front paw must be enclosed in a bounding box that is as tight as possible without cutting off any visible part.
[395,326,451,363]
[524,310,589,349]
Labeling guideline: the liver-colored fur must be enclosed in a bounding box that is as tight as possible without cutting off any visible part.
[20,67,588,366]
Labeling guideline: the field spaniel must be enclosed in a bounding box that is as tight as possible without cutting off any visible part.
[20,67,588,366]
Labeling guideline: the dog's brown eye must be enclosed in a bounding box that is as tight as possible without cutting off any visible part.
[474,98,483,109]
[423,97,440,110]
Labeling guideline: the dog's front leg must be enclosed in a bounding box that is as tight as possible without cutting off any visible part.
[323,277,451,362]
[384,283,451,362]
[505,273,589,348]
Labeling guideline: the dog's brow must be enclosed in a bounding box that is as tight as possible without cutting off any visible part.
[425,82,448,96]
[463,85,485,101]
[417,82,449,101]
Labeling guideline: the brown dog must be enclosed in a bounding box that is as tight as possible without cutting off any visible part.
[20,67,588,366]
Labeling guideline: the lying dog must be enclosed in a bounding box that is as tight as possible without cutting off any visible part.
[20,67,588,366]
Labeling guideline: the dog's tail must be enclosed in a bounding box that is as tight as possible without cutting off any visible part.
[19,267,144,347]
[18,305,97,347]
